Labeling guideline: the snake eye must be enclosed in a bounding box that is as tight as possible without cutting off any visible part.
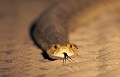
[54,45,58,49]
[70,44,72,48]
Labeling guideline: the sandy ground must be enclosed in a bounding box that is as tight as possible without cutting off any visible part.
[0,0,120,77]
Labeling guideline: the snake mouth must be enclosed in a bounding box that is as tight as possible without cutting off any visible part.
[63,52,74,64]
[47,43,78,60]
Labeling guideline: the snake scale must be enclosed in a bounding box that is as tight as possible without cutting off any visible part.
[32,0,120,61]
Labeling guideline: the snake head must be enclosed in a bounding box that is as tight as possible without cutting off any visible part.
[47,43,78,59]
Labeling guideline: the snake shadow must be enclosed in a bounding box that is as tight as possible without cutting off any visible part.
[30,22,56,61]
[29,1,60,61]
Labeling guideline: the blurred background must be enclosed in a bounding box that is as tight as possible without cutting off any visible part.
[0,0,120,77]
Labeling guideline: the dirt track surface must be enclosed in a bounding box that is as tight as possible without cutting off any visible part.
[0,0,120,77]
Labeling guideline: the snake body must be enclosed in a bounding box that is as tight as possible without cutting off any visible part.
[32,0,120,60]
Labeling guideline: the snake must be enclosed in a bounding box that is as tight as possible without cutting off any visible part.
[31,0,120,62]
